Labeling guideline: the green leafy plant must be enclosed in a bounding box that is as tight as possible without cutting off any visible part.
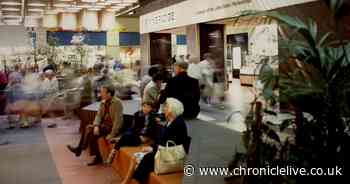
[226,1,349,183]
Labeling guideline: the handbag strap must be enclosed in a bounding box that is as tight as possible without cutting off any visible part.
[166,140,177,148]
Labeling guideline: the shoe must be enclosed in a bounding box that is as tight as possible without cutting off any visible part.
[67,145,82,157]
[104,149,117,165]
[19,117,31,129]
[47,123,57,128]
[6,125,16,130]
[20,122,31,129]
[87,157,102,166]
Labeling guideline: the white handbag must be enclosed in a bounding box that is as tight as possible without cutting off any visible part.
[154,140,186,175]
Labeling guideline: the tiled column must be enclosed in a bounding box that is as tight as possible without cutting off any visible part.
[186,24,200,59]
[140,33,151,75]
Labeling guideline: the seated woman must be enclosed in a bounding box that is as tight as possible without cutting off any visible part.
[105,101,161,164]
[125,98,189,184]
[143,73,163,111]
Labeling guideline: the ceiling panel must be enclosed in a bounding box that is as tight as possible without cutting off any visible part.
[0,0,141,25]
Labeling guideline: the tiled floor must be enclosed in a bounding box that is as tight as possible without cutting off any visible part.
[0,79,254,184]
[183,79,254,184]
[42,118,121,184]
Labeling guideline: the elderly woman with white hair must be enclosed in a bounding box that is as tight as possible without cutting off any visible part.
[131,97,190,184]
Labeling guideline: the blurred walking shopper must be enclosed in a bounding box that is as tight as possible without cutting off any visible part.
[187,57,202,82]
[159,61,200,119]
[199,53,215,105]
[5,65,25,129]
[0,70,8,115]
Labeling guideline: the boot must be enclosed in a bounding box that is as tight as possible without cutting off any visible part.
[67,145,82,157]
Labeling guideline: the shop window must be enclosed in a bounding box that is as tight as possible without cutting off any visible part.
[176,35,187,45]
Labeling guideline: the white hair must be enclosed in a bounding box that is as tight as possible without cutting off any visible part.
[165,98,184,118]
[45,69,54,74]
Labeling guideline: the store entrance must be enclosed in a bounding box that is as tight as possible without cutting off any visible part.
[227,33,248,79]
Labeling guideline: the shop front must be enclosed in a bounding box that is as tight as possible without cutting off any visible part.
[139,0,317,88]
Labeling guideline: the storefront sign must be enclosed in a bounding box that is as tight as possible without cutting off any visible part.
[140,0,317,33]
[47,31,107,46]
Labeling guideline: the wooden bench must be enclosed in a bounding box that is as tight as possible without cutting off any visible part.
[98,138,183,184]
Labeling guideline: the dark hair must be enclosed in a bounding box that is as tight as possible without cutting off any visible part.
[152,73,163,82]
[148,66,160,77]
[102,85,115,97]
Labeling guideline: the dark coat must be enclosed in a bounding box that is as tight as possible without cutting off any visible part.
[133,116,189,183]
[132,111,160,141]
[159,72,200,119]
[156,116,188,148]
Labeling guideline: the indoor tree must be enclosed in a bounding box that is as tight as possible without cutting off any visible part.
[225,1,349,183]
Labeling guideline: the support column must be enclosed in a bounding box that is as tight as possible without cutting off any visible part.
[140,33,151,65]
[186,24,200,59]
[140,33,151,76]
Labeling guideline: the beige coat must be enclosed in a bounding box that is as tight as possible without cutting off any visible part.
[93,97,124,140]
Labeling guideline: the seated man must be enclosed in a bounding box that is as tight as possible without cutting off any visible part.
[67,85,124,166]
[105,101,162,164]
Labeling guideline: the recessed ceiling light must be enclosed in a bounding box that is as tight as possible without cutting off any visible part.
[96,2,112,6]
[66,7,82,10]
[77,5,94,8]
[28,3,46,7]
[53,4,71,8]
[1,7,21,11]
[2,15,22,18]
[87,8,102,11]
[28,8,45,12]
[1,1,22,6]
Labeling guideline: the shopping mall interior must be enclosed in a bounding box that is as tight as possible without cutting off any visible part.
[0,0,349,184]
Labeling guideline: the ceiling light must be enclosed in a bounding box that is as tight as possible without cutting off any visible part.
[28,3,46,7]
[66,7,82,10]
[53,4,71,8]
[77,5,94,8]
[96,2,112,6]
[115,4,140,16]
[61,9,80,13]
[87,8,102,11]
[1,7,21,11]
[108,0,138,3]
[121,0,138,3]
[110,5,126,9]
[105,8,120,12]
[2,15,22,18]
[28,8,44,12]
[1,1,22,6]
[81,0,98,2]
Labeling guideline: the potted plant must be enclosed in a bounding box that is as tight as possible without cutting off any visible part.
[225,1,349,183]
